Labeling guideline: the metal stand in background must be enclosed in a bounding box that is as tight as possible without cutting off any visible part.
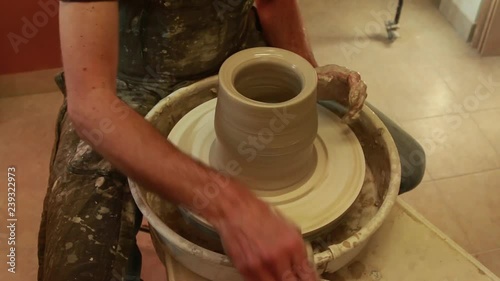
[386,0,404,40]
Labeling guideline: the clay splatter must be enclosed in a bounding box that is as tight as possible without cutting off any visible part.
[51,177,61,191]
[98,207,110,214]
[71,217,83,223]
[370,270,382,280]
[348,261,366,279]
[87,234,102,245]
[95,177,105,188]
[67,254,78,264]
[66,216,95,232]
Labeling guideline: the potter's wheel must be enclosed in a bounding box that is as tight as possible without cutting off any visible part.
[168,99,365,237]
[128,53,402,280]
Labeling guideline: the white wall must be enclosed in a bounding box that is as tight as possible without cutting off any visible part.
[439,0,484,41]
[452,0,483,22]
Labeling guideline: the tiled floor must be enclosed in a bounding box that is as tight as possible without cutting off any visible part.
[1,0,499,280]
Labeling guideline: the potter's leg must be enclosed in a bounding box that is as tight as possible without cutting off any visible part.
[38,73,161,281]
[365,103,425,194]
[37,103,143,281]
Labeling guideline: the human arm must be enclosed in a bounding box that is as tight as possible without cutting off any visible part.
[60,2,316,280]
[253,0,366,122]
[59,1,233,223]
[255,0,318,67]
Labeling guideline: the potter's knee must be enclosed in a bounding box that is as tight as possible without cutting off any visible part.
[399,141,426,194]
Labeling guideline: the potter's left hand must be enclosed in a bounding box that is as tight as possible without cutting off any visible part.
[316,65,368,123]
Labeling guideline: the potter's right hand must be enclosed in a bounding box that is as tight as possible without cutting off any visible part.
[206,181,318,281]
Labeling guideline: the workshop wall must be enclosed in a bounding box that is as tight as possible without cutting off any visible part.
[0,0,61,75]
[452,0,483,22]
[439,0,484,41]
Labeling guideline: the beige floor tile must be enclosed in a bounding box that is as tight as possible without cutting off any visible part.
[435,170,500,254]
[475,249,500,278]
[472,109,500,156]
[372,64,461,121]
[436,58,500,111]
[308,0,470,65]
[400,181,471,250]
[0,68,61,98]
[0,91,63,122]
[484,57,500,77]
[400,115,500,179]
[402,170,500,255]
[9,247,39,280]
[305,0,471,123]
[0,115,59,175]
[0,92,61,281]
[421,169,433,182]
[363,83,400,123]
[137,230,168,281]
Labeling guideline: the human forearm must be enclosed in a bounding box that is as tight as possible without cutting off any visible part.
[255,0,318,67]
[68,93,248,221]
[60,1,251,225]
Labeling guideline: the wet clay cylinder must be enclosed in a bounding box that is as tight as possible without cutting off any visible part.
[210,48,319,192]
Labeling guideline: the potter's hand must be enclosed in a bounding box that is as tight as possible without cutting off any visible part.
[316,65,368,123]
[209,182,318,281]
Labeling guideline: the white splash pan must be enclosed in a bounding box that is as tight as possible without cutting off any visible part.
[128,75,401,279]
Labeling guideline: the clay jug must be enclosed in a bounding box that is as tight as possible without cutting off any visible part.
[211,47,319,192]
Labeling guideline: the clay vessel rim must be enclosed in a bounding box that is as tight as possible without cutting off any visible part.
[218,47,317,109]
